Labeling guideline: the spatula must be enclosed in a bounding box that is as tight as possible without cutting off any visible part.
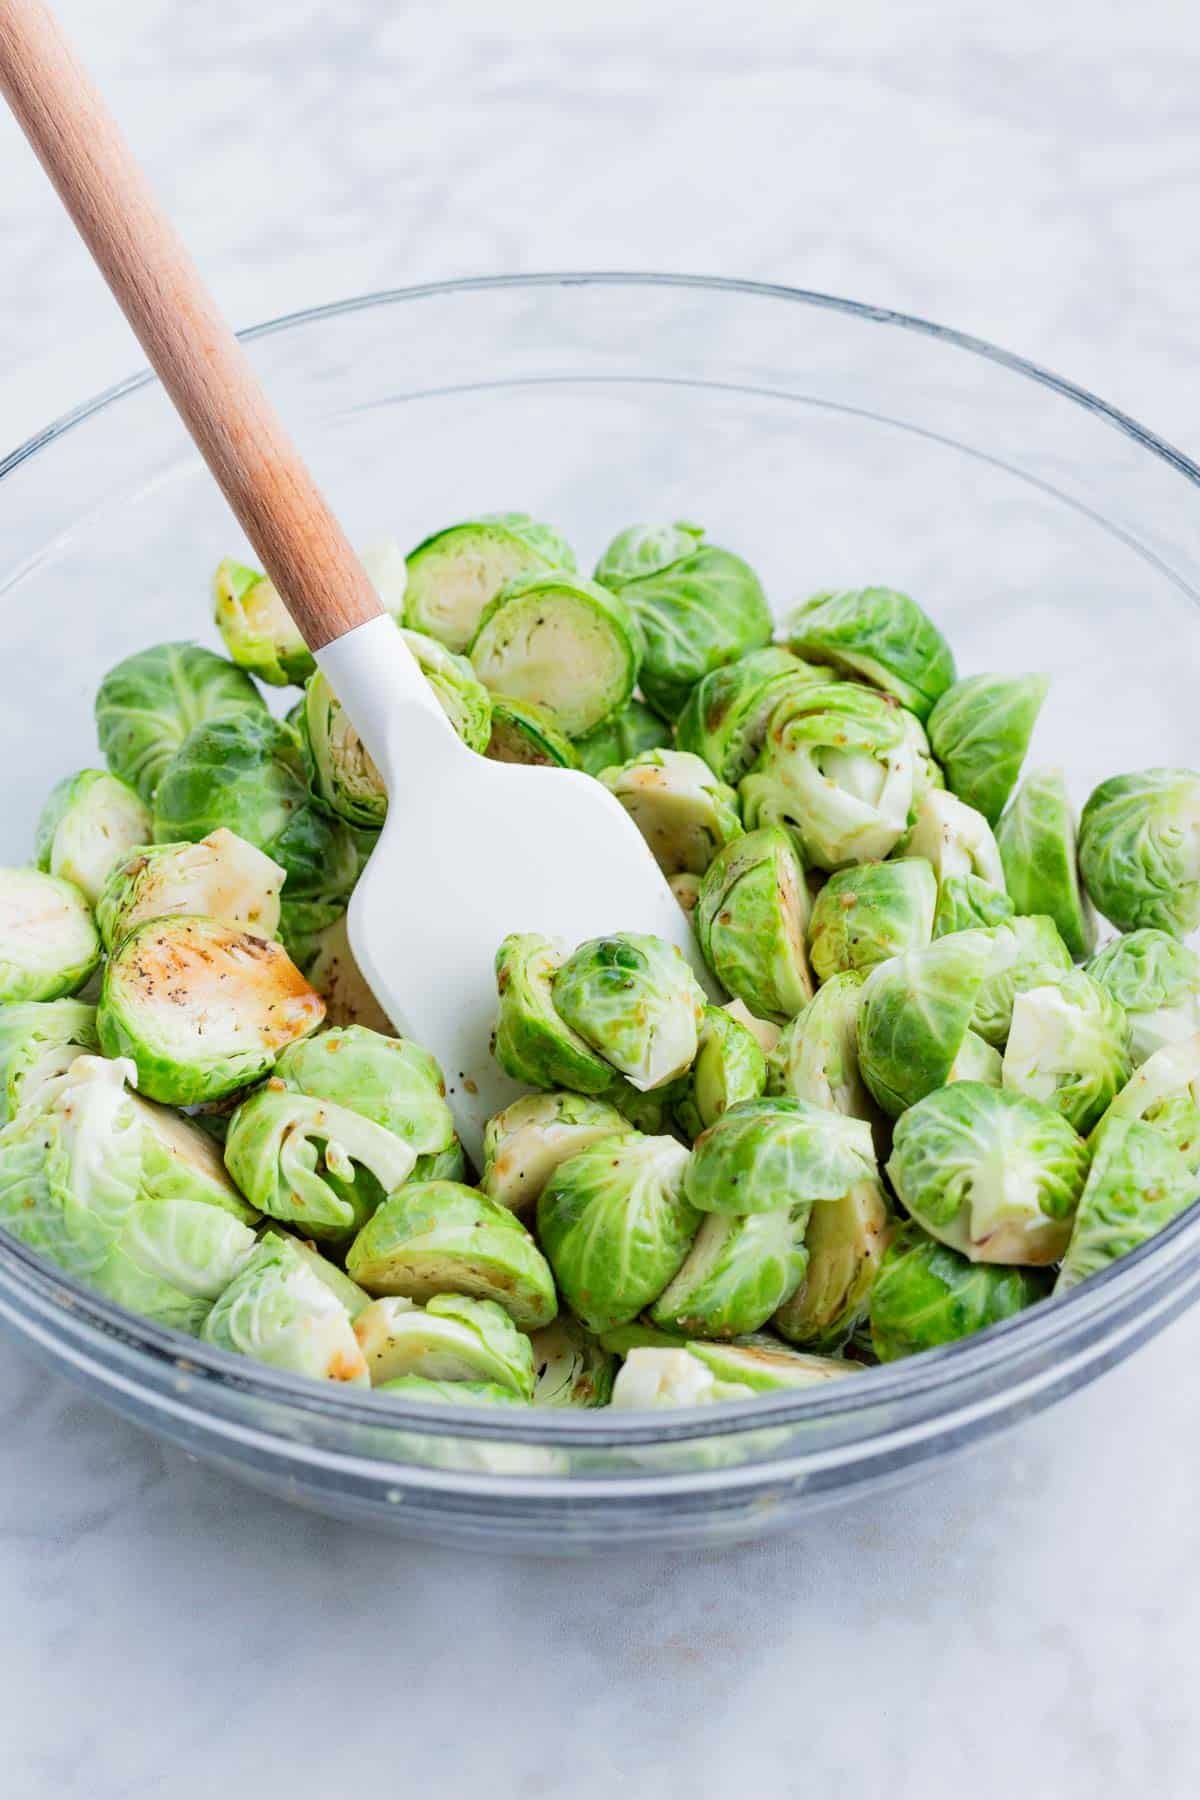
[0,0,705,1158]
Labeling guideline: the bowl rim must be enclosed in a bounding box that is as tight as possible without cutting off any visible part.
[2,268,1198,1447]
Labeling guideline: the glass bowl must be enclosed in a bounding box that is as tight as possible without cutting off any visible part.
[1,274,1198,1554]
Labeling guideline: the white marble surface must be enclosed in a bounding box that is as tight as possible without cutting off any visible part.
[3,2,1200,1794]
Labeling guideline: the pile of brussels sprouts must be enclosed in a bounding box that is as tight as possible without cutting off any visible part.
[1,511,1199,1419]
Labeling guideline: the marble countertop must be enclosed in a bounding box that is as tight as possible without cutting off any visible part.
[3,2,1200,1794]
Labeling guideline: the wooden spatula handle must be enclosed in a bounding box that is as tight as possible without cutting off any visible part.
[0,0,382,650]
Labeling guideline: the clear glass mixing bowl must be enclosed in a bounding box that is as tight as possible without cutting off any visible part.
[1,274,1198,1553]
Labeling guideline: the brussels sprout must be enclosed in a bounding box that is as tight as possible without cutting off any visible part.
[689,1338,857,1392]
[404,513,575,653]
[528,1315,616,1407]
[723,998,782,1057]
[593,524,772,720]
[887,1081,1089,1263]
[536,1133,697,1332]
[808,858,937,982]
[469,571,641,738]
[95,641,267,804]
[34,770,152,906]
[610,1340,855,1407]
[574,699,672,777]
[857,930,993,1115]
[991,767,1094,959]
[201,1230,368,1382]
[933,874,1016,938]
[740,682,920,870]
[948,1030,1003,1087]
[1102,1035,1200,1171]
[869,1220,1051,1361]
[0,868,100,1003]
[971,915,1073,1047]
[926,673,1048,825]
[302,914,395,1035]
[906,786,1006,887]
[672,1005,766,1141]
[274,1025,454,1159]
[485,696,579,768]
[599,749,743,878]
[695,827,814,1023]
[376,1375,527,1407]
[277,898,347,974]
[685,1097,876,1217]
[353,1292,535,1396]
[773,1178,890,1351]
[480,1090,633,1215]
[214,539,409,688]
[398,628,493,752]
[552,933,706,1091]
[669,872,702,916]
[1056,1116,1197,1294]
[0,999,99,1124]
[766,973,873,1122]
[781,587,955,721]
[98,916,325,1104]
[1078,768,1200,937]
[675,646,828,785]
[345,1180,556,1329]
[1002,971,1132,1134]
[263,1228,371,1318]
[1088,931,1200,1066]
[134,1091,257,1223]
[413,1138,470,1184]
[492,933,612,1094]
[648,1206,808,1338]
[95,828,285,951]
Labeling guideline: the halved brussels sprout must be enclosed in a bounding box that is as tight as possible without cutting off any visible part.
[95,828,285,950]
[599,749,743,877]
[948,1030,1003,1087]
[528,1315,616,1407]
[404,513,575,653]
[927,673,1048,825]
[773,1177,890,1351]
[869,1220,1051,1361]
[1056,1116,1197,1294]
[887,1081,1089,1263]
[808,858,937,982]
[201,1230,368,1382]
[1002,971,1132,1133]
[1088,930,1200,1066]
[353,1291,535,1396]
[781,587,955,721]
[274,1025,454,1160]
[610,1339,855,1407]
[376,1375,527,1407]
[685,1097,876,1216]
[1078,768,1200,937]
[995,767,1094,959]
[302,914,394,1035]
[695,827,813,1023]
[469,571,641,737]
[574,699,672,777]
[345,1180,557,1329]
[485,696,580,768]
[766,972,873,1121]
[0,999,99,1124]
[34,770,152,906]
[536,1133,697,1332]
[0,868,100,1003]
[135,1090,257,1223]
[98,916,324,1104]
[675,646,828,784]
[552,933,705,1091]
[255,1227,371,1318]
[971,914,1073,1047]
[857,930,993,1116]
[492,933,612,1094]
[95,641,267,804]
[671,1005,766,1141]
[480,1090,633,1216]
[740,682,920,870]
[212,557,314,688]
[648,1206,808,1338]
[1102,1035,1200,1171]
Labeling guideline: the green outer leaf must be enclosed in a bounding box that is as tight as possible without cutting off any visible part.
[869,1220,1051,1361]
[1056,1116,1197,1293]
[808,857,937,982]
[996,767,1095,958]
[95,640,267,803]
[486,695,580,768]
[574,700,672,776]
[1088,929,1200,1065]
[927,673,1048,825]
[469,571,641,737]
[404,514,576,652]
[648,1206,809,1339]
[675,646,829,784]
[1078,767,1200,937]
[685,1096,876,1217]
[695,826,813,1023]
[857,930,992,1116]
[781,587,955,720]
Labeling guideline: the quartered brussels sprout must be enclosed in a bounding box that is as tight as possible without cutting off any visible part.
[1056,1116,1197,1294]
[536,1133,697,1332]
[996,768,1094,959]
[528,1315,616,1407]
[781,587,955,721]
[96,828,285,950]
[0,867,100,1005]
[480,1090,632,1215]
[906,787,1008,920]
[695,827,814,1023]
[404,513,575,653]
[671,1005,766,1141]
[573,699,672,777]
[301,914,394,1035]
[95,641,267,804]
[610,1339,856,1407]
[353,1292,535,1397]
[469,571,641,738]
[1102,1035,1200,1172]
[887,1081,1089,1264]
[869,1220,1051,1362]
[376,1375,528,1408]
[345,1180,557,1329]
[493,933,612,1094]
[773,1177,890,1352]
[265,1228,371,1318]
[1002,971,1132,1134]
[808,857,937,982]
[1088,931,1200,1066]
[213,539,409,687]
[740,682,920,870]
[599,749,743,878]
[675,646,828,785]
[274,1025,454,1160]
[856,929,993,1116]
[0,998,98,1123]
[766,973,873,1122]
[593,523,772,720]
[927,673,1048,825]
[98,916,324,1104]
[485,696,580,768]
[971,914,1073,1047]
[648,1206,808,1338]
[201,1230,368,1382]
[552,933,705,1091]
[685,1097,876,1216]
[1078,767,1200,937]
[35,770,152,906]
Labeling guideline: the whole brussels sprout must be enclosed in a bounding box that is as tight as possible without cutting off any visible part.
[301,914,394,1035]
[971,914,1073,1047]
[856,930,993,1116]
[213,540,408,687]
[1056,1116,1198,1294]
[0,998,98,1124]
[469,571,641,738]
[352,1291,536,1396]
[1078,768,1200,937]
[552,933,706,1091]
[528,1315,616,1407]
[773,1177,890,1352]
[274,1025,455,1161]
[671,1005,766,1141]
[536,1133,697,1332]
[781,587,955,721]
[869,1220,1051,1362]
[927,673,1048,825]
[1101,1035,1200,1172]
[1002,971,1132,1134]
[648,1206,808,1339]
[95,641,267,804]
[905,787,1010,936]
[96,828,285,951]
[492,933,613,1094]
[593,523,772,720]
[35,770,152,906]
[996,767,1095,959]
[201,1231,368,1383]
[610,1340,856,1407]
[808,858,937,982]
[404,513,576,653]
[766,973,873,1123]
[345,1180,557,1330]
[599,749,743,877]
[887,1081,1089,1264]
[480,1090,633,1215]
[675,646,828,784]
[376,1375,528,1408]
[0,868,100,1003]
[1088,930,1200,1066]
[685,1097,876,1217]
[485,696,579,769]
[98,916,325,1104]
[574,698,672,777]
[695,827,814,1023]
